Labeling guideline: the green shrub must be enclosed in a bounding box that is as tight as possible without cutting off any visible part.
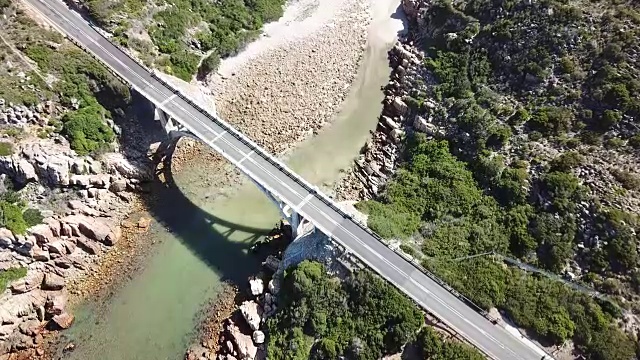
[0,142,14,157]
[168,50,200,81]
[199,52,221,76]
[0,267,27,290]
[610,168,640,190]
[22,208,43,227]
[268,261,425,360]
[61,105,115,155]
[0,201,27,235]
[550,151,583,172]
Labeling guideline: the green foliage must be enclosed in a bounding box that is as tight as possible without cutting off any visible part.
[61,105,114,155]
[167,50,200,81]
[268,261,424,360]
[528,107,574,136]
[200,52,221,76]
[0,142,14,157]
[541,171,585,213]
[549,151,583,172]
[416,327,485,360]
[22,209,43,228]
[610,168,640,190]
[0,267,27,290]
[0,201,27,235]
[144,0,285,78]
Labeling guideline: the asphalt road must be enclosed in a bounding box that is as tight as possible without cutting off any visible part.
[24,1,551,359]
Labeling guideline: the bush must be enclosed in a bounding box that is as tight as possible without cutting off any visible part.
[528,107,574,136]
[0,267,27,290]
[549,151,583,172]
[610,168,640,190]
[168,50,201,81]
[199,52,221,76]
[267,261,425,360]
[0,142,14,157]
[0,201,27,235]
[61,105,115,155]
[22,208,43,227]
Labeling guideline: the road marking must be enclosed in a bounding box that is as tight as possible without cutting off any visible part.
[32,4,534,358]
[238,151,254,164]
[212,130,227,141]
[296,193,314,209]
[160,94,177,106]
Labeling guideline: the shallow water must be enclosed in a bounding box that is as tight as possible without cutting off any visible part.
[59,2,406,359]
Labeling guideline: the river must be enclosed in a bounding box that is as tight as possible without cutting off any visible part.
[57,1,406,359]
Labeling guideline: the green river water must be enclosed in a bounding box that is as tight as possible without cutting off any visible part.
[59,2,405,359]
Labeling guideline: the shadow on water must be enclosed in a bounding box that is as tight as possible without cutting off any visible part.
[124,91,273,285]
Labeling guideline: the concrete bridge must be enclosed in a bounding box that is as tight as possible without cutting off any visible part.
[22,1,553,359]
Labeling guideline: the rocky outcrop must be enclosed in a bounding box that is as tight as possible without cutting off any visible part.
[248,278,263,296]
[239,301,261,331]
[335,41,437,201]
[227,321,257,360]
[62,215,121,246]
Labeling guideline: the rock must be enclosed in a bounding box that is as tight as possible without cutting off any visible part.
[248,278,264,296]
[267,279,279,294]
[10,272,43,294]
[76,237,100,255]
[45,219,61,237]
[102,153,152,181]
[137,217,151,229]
[46,241,66,254]
[62,215,120,245]
[413,116,438,135]
[390,128,404,143]
[262,255,279,272]
[63,241,76,254]
[51,312,74,329]
[45,292,67,316]
[392,97,408,115]
[54,258,72,269]
[109,179,127,193]
[252,330,265,345]
[383,116,400,130]
[18,319,41,336]
[227,321,257,360]
[0,228,14,247]
[32,248,50,262]
[225,340,234,354]
[239,301,262,331]
[42,273,64,290]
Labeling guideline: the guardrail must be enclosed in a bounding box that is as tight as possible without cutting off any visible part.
[54,12,557,360]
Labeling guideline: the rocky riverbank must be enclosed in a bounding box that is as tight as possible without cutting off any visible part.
[335,38,431,201]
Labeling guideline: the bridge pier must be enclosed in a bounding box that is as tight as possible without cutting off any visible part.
[155,107,192,139]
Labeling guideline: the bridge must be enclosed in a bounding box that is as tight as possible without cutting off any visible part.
[24,0,553,359]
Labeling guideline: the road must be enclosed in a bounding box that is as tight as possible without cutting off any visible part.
[24,1,550,359]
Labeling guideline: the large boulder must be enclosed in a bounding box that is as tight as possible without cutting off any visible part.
[45,292,67,316]
[227,321,257,360]
[252,330,265,345]
[0,156,38,185]
[0,228,14,247]
[413,116,438,135]
[248,278,263,296]
[51,312,74,329]
[392,97,408,116]
[10,272,43,294]
[76,237,100,255]
[62,215,120,245]
[0,290,47,322]
[239,301,262,331]
[42,273,65,291]
[28,224,55,244]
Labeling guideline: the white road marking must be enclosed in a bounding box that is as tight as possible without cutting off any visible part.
[212,130,227,141]
[238,150,254,164]
[160,94,177,106]
[296,193,314,209]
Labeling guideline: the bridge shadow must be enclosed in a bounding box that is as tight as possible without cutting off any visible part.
[115,91,276,288]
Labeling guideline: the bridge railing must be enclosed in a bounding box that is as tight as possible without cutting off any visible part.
[62,18,556,360]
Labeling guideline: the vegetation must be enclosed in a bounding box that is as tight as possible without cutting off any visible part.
[0,142,14,157]
[0,190,42,235]
[83,0,285,80]
[267,261,482,359]
[13,16,127,154]
[0,267,27,290]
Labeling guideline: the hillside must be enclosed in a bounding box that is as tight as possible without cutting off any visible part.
[355,0,640,358]
[73,0,286,80]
